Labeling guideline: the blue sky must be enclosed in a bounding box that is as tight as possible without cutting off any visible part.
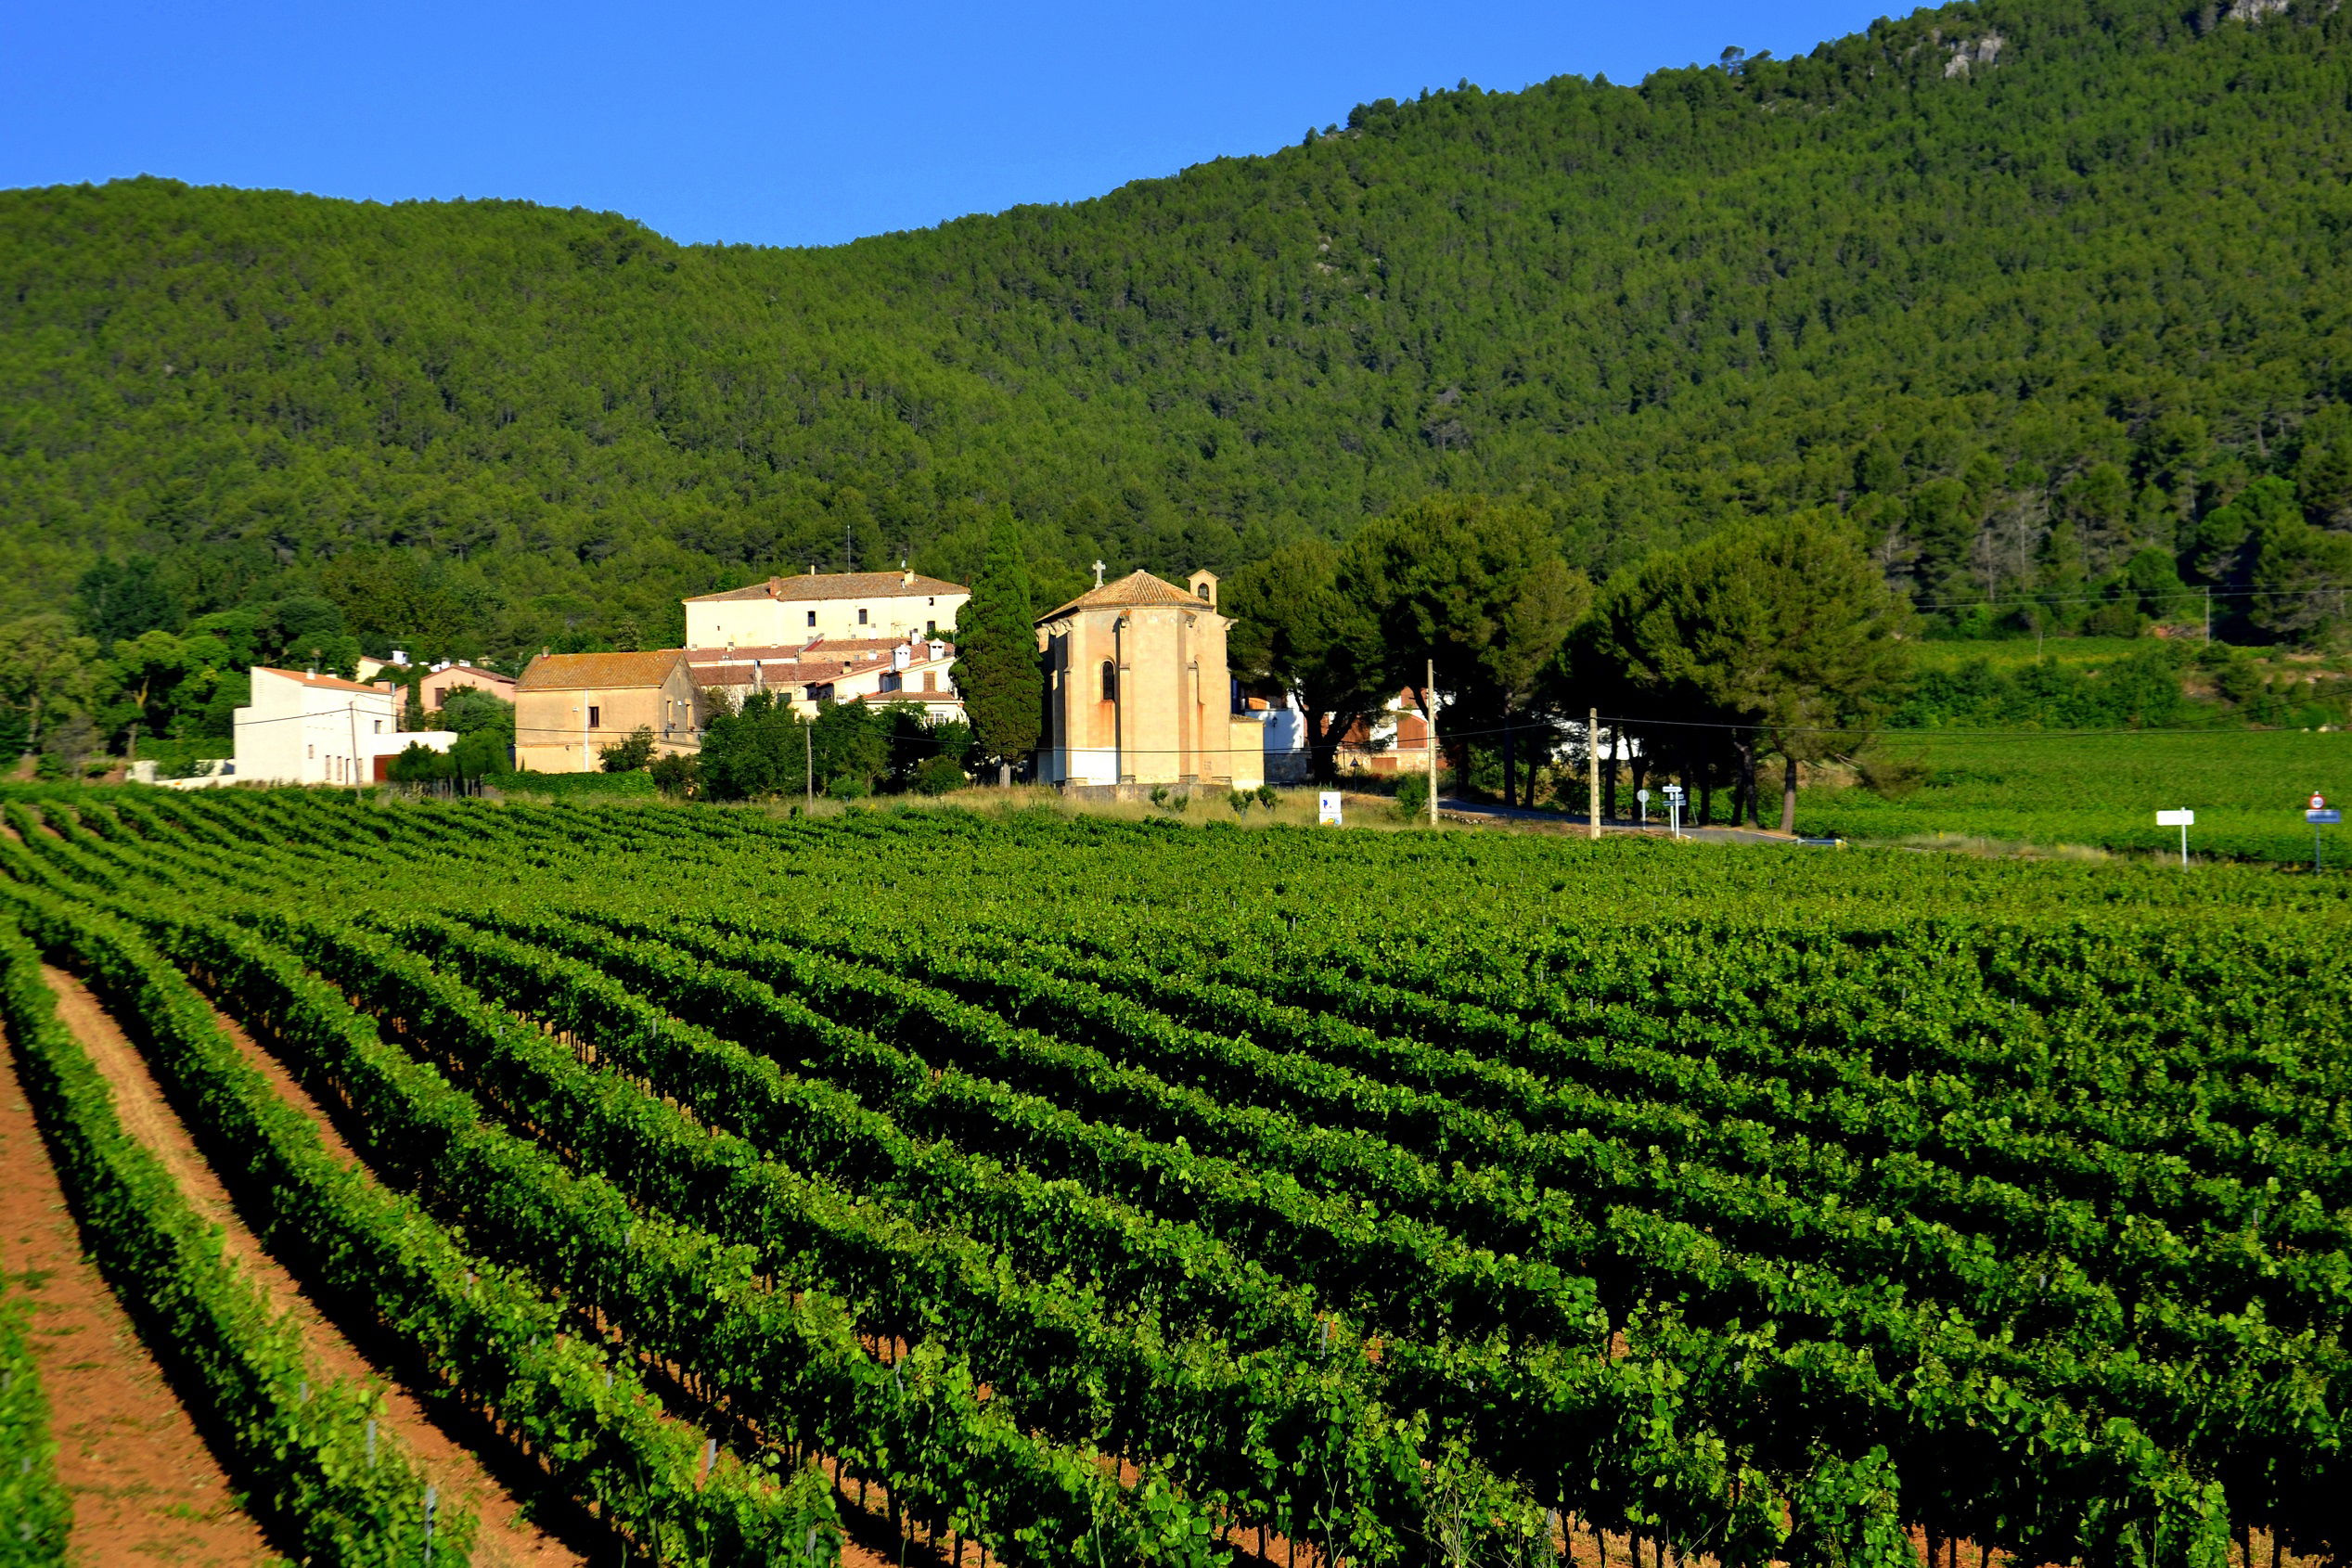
[3,2,1895,249]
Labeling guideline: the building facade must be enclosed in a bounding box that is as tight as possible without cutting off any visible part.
[1331,689,1439,776]
[418,661,519,710]
[684,570,969,650]
[514,650,702,774]
[1035,569,1264,789]
[685,632,962,723]
[231,666,454,786]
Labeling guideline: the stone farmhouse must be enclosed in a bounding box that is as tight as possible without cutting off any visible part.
[512,649,702,775]
[507,570,973,773]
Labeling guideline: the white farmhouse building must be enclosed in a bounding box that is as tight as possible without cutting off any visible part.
[684,570,968,649]
[231,666,453,786]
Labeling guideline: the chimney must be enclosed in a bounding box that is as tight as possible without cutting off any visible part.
[902,569,914,586]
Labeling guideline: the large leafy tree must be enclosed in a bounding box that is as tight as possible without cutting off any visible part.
[696,690,803,800]
[949,516,1042,783]
[1222,540,1384,783]
[0,614,104,758]
[1587,512,1911,830]
[1336,495,1590,806]
[809,700,890,795]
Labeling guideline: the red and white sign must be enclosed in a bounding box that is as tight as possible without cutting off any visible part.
[2311,793,2327,811]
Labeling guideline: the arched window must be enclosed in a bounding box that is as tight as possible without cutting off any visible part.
[1100,660,1118,702]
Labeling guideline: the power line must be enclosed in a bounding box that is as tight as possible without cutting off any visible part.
[1904,584,2346,611]
[1586,712,2336,742]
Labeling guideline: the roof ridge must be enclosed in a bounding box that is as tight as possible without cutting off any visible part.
[1037,568,1218,622]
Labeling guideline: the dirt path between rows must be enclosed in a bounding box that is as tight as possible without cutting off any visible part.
[37,964,585,1568]
[0,1023,274,1568]
[222,1006,922,1568]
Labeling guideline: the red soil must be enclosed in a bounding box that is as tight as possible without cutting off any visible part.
[190,979,896,1567]
[0,1017,273,1568]
[89,979,588,1568]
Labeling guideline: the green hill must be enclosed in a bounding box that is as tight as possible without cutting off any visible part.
[3,0,2349,657]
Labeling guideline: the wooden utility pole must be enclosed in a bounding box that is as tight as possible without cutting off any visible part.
[1425,659,1439,827]
[1587,707,1601,841]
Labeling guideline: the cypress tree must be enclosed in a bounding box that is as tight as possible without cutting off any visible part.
[950,517,1041,783]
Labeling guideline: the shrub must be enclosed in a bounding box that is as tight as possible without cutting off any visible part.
[1394,773,1431,821]
[1227,790,1253,816]
[598,726,656,773]
[911,753,965,796]
[649,752,698,798]
[1854,749,1930,801]
[385,742,453,785]
[449,729,511,782]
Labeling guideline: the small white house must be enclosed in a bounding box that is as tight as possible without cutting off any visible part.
[230,666,453,786]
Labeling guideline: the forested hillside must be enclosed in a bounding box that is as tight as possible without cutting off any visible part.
[3,0,2349,659]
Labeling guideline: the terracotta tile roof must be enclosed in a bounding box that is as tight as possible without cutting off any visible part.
[516,649,687,692]
[683,571,967,604]
[426,663,517,687]
[806,636,955,656]
[252,665,394,695]
[693,660,855,688]
[682,643,820,662]
[1039,570,1216,622]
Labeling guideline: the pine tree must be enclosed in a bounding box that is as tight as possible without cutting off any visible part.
[950,516,1041,782]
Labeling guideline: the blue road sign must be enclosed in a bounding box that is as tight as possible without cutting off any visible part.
[2307,809,2342,825]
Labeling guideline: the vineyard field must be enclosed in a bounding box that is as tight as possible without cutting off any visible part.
[1795,729,2352,862]
[0,786,2346,1568]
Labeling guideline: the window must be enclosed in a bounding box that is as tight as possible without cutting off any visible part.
[1197,583,1211,601]
[588,705,601,729]
[1101,660,1118,702]
[857,608,868,625]
[926,620,936,637]
[922,672,936,692]
[307,743,315,759]
[372,719,383,734]
[807,610,817,627]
